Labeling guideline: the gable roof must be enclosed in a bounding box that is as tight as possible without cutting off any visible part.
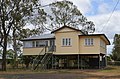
[21,34,55,41]
[51,25,85,34]
[79,34,110,45]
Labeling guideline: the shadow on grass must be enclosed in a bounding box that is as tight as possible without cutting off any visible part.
[103,66,116,70]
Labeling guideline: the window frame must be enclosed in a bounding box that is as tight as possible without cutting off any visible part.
[36,40,48,47]
[100,40,106,48]
[62,38,72,46]
[84,38,94,46]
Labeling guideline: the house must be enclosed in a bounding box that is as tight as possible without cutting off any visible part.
[21,26,110,69]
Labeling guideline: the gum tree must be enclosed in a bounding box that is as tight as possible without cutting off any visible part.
[46,0,95,33]
[0,0,46,71]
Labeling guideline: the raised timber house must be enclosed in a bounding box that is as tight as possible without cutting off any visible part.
[21,26,110,69]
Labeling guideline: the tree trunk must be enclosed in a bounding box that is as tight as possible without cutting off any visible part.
[13,40,18,68]
[25,56,31,69]
[2,35,7,71]
[13,36,17,67]
[13,30,18,68]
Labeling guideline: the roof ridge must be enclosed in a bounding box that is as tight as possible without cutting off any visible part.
[51,25,85,34]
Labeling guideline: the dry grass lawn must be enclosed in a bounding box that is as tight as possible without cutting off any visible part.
[0,66,120,79]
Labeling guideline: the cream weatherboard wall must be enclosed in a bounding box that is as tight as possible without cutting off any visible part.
[100,38,107,54]
[23,47,45,55]
[53,27,82,55]
[79,36,100,54]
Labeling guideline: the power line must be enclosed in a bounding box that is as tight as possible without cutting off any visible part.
[98,0,120,33]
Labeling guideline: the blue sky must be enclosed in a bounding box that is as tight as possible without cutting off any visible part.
[40,0,120,54]
[83,0,120,54]
[86,0,120,16]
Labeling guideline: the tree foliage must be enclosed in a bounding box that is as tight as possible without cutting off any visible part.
[111,34,120,61]
[45,0,95,33]
[0,0,96,71]
[0,0,46,71]
[28,7,48,34]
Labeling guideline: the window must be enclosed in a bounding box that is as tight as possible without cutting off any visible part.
[32,41,36,47]
[62,38,65,46]
[23,40,48,48]
[36,41,39,47]
[85,38,94,46]
[23,41,33,48]
[100,40,105,48]
[36,40,48,47]
[91,38,93,45]
[62,38,71,46]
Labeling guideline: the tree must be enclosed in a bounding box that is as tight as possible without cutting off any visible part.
[29,7,48,34]
[0,49,15,65]
[10,4,47,68]
[111,34,120,61]
[11,28,44,68]
[0,0,44,71]
[44,0,95,33]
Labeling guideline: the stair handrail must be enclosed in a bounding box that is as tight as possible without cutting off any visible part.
[33,47,45,61]
[41,46,54,63]
[32,47,45,69]
[40,53,48,63]
[33,46,55,70]
[44,53,52,64]
[42,53,53,69]
[48,45,56,52]
[33,49,49,70]
[41,46,54,62]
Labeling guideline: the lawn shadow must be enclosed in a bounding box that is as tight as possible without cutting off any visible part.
[103,66,116,70]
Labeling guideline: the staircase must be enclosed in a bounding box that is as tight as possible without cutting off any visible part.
[32,46,54,70]
[40,53,52,69]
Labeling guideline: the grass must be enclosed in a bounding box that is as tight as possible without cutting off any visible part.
[0,65,120,79]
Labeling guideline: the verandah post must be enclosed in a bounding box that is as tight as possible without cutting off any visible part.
[52,55,53,69]
[98,54,100,69]
[78,54,79,69]
[105,54,107,67]
[81,56,82,69]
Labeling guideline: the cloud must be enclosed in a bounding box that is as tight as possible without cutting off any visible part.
[88,11,120,54]
[40,0,55,6]
[98,3,110,14]
[41,0,92,15]
[88,11,120,38]
[107,39,114,54]
[69,0,92,14]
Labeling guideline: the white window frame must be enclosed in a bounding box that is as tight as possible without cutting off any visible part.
[23,40,48,48]
[36,40,48,47]
[32,41,36,47]
[23,41,33,48]
[84,38,94,46]
[100,40,105,48]
[62,38,72,46]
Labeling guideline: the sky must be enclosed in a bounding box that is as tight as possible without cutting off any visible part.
[40,0,120,54]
